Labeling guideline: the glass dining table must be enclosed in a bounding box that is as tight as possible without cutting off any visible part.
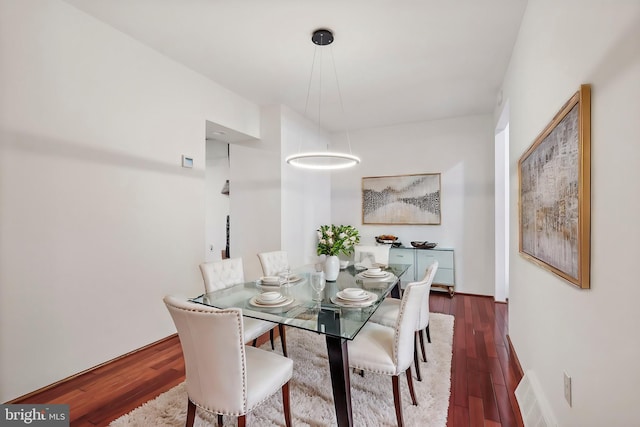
[191,263,410,427]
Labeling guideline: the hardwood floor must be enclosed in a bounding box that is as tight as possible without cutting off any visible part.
[434,293,525,427]
[11,293,523,427]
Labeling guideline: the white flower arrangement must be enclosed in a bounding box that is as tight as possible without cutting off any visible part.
[316,224,360,256]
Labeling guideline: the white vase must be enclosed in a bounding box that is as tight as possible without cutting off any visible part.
[324,255,340,282]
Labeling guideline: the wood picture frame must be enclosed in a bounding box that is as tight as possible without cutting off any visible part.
[362,173,441,225]
[518,84,591,289]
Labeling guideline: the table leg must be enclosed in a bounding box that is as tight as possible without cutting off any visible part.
[326,335,353,427]
[390,280,401,299]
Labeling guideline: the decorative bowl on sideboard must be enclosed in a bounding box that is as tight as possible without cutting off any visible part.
[410,241,437,249]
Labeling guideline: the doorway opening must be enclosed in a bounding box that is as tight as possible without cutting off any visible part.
[205,138,230,262]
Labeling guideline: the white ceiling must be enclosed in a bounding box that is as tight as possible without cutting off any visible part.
[63,0,527,134]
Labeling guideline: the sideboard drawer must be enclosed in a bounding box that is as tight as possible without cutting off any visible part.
[389,248,415,284]
[390,246,455,296]
[433,268,454,285]
[417,249,454,269]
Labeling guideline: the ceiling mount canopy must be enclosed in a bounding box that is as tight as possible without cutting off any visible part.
[311,28,334,46]
[286,28,360,170]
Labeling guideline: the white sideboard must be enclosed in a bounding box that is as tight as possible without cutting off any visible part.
[389,246,455,296]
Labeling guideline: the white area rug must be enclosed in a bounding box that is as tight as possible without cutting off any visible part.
[110,313,454,427]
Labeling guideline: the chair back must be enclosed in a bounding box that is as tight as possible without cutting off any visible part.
[392,279,431,372]
[257,251,289,276]
[163,295,249,414]
[199,258,245,293]
[354,245,390,266]
[417,260,439,329]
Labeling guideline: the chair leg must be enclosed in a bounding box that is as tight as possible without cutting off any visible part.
[270,329,275,350]
[413,331,422,382]
[279,324,288,357]
[185,399,196,427]
[406,367,418,406]
[237,415,246,427]
[419,329,427,363]
[217,414,223,427]
[392,376,405,427]
[426,324,431,343]
[282,381,292,427]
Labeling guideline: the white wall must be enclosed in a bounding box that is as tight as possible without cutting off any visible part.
[204,140,230,262]
[494,121,509,302]
[232,105,332,279]
[230,106,282,279]
[331,115,496,296]
[280,106,331,268]
[0,0,260,402]
[501,1,640,425]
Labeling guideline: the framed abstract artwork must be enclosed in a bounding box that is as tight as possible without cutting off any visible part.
[362,173,441,225]
[518,84,591,289]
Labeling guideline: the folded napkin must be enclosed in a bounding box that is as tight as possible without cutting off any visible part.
[261,276,281,285]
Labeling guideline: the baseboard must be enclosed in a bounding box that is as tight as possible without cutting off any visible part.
[7,333,178,404]
[445,291,495,299]
[506,334,524,378]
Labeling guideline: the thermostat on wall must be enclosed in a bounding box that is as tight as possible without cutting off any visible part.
[182,155,193,168]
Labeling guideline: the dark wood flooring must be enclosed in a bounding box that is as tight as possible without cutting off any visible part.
[10,293,524,427]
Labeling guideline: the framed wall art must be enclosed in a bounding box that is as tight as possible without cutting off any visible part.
[362,173,441,225]
[519,84,591,289]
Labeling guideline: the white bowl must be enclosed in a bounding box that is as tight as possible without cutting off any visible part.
[261,276,281,284]
[342,287,365,298]
[340,260,349,269]
[259,291,282,301]
[366,267,382,274]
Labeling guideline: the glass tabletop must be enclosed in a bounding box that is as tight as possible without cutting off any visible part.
[190,263,411,340]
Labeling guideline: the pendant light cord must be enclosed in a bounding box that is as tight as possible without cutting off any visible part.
[329,46,354,155]
[299,44,319,154]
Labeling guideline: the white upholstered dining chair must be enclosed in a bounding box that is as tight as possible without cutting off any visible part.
[354,244,391,267]
[346,278,432,427]
[163,295,293,427]
[199,258,287,357]
[257,250,289,277]
[369,260,439,381]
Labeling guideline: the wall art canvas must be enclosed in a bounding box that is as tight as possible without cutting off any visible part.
[519,84,591,289]
[362,173,441,225]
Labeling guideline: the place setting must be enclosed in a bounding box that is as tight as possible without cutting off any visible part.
[330,287,379,308]
[355,267,394,280]
[255,275,284,289]
[279,268,304,287]
[249,291,294,308]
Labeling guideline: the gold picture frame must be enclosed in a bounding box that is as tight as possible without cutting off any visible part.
[362,173,441,225]
[518,84,591,289]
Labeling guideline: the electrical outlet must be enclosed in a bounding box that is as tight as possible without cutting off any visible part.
[564,372,572,406]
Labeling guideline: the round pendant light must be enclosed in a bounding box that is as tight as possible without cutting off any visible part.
[286,29,361,170]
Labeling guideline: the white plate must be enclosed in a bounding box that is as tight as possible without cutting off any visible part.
[363,270,387,276]
[256,293,286,304]
[249,295,294,308]
[358,271,391,279]
[258,280,282,287]
[331,291,378,308]
[336,290,369,301]
[285,274,302,283]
